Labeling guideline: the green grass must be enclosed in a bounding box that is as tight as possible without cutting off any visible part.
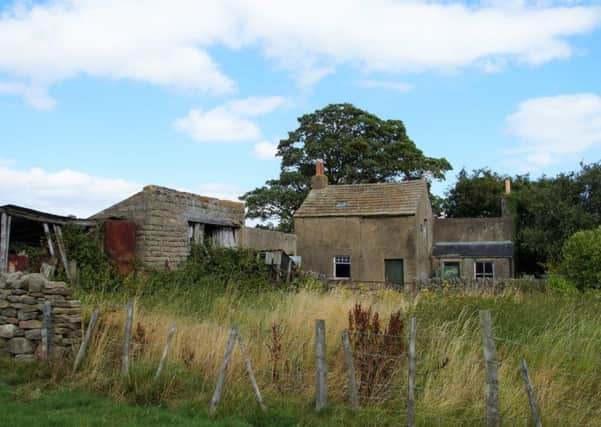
[5,283,601,426]
[0,382,253,426]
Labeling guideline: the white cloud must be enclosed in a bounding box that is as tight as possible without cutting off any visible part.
[1,1,600,108]
[196,183,243,202]
[0,163,141,217]
[174,96,284,142]
[174,107,261,142]
[358,79,413,93]
[227,96,285,116]
[0,81,56,110]
[506,93,601,168]
[253,141,278,160]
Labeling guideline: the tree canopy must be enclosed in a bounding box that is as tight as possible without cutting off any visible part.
[442,163,601,274]
[242,103,452,231]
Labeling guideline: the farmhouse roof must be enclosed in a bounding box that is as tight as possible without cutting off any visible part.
[432,241,514,258]
[294,180,427,218]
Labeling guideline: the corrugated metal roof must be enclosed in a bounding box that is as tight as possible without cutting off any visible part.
[294,180,427,217]
[432,241,514,258]
[0,204,93,226]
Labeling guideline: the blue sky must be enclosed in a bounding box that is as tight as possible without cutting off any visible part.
[1,0,601,219]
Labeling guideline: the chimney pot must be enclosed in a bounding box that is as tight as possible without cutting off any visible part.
[312,160,328,190]
[315,160,325,176]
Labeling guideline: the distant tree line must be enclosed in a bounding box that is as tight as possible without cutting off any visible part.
[440,163,601,275]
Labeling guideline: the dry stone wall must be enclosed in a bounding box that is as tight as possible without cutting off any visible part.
[0,272,82,362]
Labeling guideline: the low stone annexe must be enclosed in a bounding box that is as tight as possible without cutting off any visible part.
[0,272,82,361]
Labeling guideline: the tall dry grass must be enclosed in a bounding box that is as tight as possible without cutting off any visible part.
[69,286,601,426]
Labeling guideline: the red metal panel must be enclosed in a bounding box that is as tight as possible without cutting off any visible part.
[104,220,136,274]
[8,255,28,272]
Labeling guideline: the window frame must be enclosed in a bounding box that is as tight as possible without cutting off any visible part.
[442,260,461,280]
[333,255,351,280]
[474,260,495,280]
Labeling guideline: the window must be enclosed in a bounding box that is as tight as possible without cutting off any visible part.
[334,255,351,279]
[336,200,348,208]
[475,261,494,279]
[443,261,460,280]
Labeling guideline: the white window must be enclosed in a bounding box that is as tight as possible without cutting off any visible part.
[333,255,351,279]
[475,261,494,279]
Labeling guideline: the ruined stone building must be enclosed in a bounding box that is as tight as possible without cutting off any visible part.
[294,162,514,287]
[91,185,296,270]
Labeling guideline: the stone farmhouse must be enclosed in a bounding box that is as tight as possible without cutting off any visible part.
[294,162,514,288]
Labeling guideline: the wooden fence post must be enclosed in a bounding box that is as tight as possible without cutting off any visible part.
[121,301,134,378]
[73,308,99,372]
[155,322,177,380]
[479,310,500,427]
[407,317,417,427]
[315,319,328,411]
[521,359,542,427]
[341,329,359,409]
[209,325,239,416]
[41,301,53,360]
[237,329,267,412]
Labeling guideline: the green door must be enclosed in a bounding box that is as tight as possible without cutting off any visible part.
[385,259,404,289]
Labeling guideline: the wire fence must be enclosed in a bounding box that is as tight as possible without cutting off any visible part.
[65,301,601,426]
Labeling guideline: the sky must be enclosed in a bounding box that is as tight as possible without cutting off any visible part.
[1,0,601,220]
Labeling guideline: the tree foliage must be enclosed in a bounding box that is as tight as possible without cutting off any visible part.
[443,169,507,217]
[442,162,601,274]
[556,226,601,290]
[242,103,452,231]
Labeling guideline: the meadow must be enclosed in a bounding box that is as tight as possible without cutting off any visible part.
[2,276,600,427]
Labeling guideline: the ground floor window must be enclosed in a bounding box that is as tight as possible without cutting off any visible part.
[443,261,460,280]
[334,255,351,279]
[475,261,494,279]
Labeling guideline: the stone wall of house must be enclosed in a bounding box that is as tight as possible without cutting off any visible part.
[92,185,246,269]
[0,272,82,361]
[433,217,513,243]
[432,257,513,280]
[239,227,297,255]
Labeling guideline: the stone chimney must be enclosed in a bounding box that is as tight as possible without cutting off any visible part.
[311,160,328,190]
[501,178,511,217]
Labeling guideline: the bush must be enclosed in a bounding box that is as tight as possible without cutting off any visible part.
[557,226,601,290]
[59,223,122,292]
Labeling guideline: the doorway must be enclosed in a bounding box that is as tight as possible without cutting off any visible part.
[385,259,404,289]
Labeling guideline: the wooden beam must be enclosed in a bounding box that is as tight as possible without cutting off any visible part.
[53,224,71,281]
[0,213,10,273]
[43,223,56,258]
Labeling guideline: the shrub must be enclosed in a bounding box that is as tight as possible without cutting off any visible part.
[557,226,601,290]
[348,303,405,403]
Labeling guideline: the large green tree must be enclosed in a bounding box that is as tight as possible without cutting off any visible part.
[242,103,452,231]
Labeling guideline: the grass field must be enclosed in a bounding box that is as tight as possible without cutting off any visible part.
[3,282,601,426]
